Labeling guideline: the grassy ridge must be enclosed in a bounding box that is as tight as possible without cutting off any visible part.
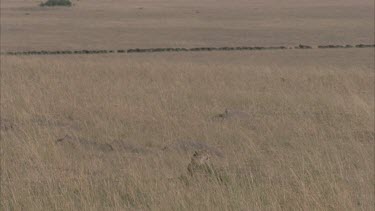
[2,44,374,56]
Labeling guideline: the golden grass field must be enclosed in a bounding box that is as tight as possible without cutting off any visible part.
[1,0,374,210]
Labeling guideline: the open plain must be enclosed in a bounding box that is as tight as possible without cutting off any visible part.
[1,0,374,210]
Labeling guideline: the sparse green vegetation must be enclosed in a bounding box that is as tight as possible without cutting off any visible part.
[40,0,72,7]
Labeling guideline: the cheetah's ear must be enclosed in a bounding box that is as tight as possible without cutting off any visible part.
[193,151,199,156]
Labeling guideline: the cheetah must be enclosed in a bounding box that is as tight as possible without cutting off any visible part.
[187,150,213,176]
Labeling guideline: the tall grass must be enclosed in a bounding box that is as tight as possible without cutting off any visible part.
[1,50,374,210]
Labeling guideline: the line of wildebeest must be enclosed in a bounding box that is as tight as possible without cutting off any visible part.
[1,44,374,56]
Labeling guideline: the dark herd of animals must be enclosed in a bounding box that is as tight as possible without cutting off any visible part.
[2,44,374,56]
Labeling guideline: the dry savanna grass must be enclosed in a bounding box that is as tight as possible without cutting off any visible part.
[1,49,374,210]
[1,0,375,210]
